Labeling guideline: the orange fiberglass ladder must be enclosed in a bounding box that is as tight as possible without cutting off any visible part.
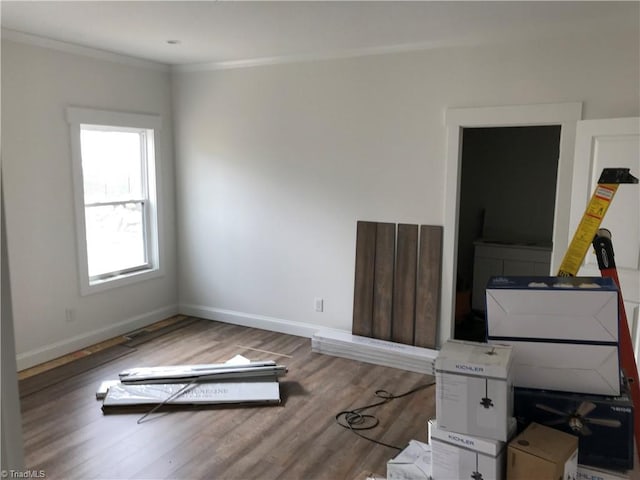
[557,167,639,460]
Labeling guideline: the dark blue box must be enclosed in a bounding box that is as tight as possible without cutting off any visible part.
[514,386,633,471]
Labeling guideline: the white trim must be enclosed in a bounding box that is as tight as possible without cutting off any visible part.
[2,28,170,72]
[16,305,179,371]
[178,304,322,339]
[172,39,469,73]
[66,107,163,296]
[445,103,583,127]
[66,107,162,130]
[441,102,583,349]
[85,268,164,295]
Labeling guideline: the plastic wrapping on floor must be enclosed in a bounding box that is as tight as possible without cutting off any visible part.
[119,361,287,384]
[99,355,286,414]
[102,378,281,407]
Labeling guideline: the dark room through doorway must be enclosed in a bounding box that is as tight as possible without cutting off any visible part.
[454,125,562,341]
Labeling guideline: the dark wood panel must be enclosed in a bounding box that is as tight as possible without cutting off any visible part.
[352,221,377,337]
[372,222,395,341]
[392,224,418,345]
[21,318,437,480]
[414,225,443,349]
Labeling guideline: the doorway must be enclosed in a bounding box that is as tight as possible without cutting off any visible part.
[438,102,583,348]
[454,125,561,341]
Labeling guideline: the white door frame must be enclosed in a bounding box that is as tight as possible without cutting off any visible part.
[439,102,583,348]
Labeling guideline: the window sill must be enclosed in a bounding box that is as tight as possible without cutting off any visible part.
[80,266,163,296]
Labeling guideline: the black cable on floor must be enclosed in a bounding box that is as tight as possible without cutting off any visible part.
[334,381,436,451]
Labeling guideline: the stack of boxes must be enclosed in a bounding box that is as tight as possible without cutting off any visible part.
[387,337,581,479]
[387,275,633,479]
[429,339,516,480]
[429,341,577,480]
[486,276,633,478]
[386,339,517,480]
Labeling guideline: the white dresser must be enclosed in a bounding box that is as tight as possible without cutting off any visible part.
[472,240,552,312]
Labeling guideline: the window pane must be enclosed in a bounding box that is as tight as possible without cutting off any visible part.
[80,129,143,203]
[85,203,146,278]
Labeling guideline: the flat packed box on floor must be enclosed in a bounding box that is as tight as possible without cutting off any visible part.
[387,439,432,480]
[507,422,578,480]
[486,276,620,396]
[435,339,514,441]
[514,386,633,471]
[428,418,515,480]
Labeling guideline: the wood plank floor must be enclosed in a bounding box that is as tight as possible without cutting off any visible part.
[20,318,436,480]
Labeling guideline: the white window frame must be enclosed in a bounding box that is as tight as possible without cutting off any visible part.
[67,107,163,295]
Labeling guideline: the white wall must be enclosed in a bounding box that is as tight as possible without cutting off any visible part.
[1,178,25,471]
[1,40,179,369]
[173,27,639,336]
[2,22,638,367]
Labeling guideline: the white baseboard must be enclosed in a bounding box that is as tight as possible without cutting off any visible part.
[178,304,328,339]
[16,304,179,371]
[16,302,438,375]
[312,330,438,375]
[179,304,438,375]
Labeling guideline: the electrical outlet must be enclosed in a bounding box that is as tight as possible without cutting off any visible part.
[314,298,324,313]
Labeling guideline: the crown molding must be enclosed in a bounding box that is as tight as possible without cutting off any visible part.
[1,28,170,72]
[171,40,456,73]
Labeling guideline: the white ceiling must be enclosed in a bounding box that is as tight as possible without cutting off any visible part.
[2,1,638,68]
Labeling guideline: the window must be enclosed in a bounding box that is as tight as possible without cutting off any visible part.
[67,107,162,295]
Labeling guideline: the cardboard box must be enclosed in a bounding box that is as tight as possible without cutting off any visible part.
[577,464,630,480]
[486,276,620,396]
[514,387,633,471]
[387,440,432,480]
[428,418,515,480]
[486,276,619,342]
[435,339,514,441]
[494,340,620,395]
[507,422,578,480]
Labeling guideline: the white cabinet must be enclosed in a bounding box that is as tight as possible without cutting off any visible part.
[472,241,552,312]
